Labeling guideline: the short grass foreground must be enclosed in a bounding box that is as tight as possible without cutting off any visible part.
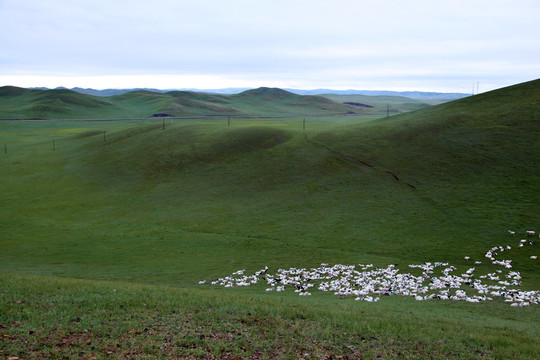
[1,274,539,359]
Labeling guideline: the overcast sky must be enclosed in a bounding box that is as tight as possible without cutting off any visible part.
[1,0,539,92]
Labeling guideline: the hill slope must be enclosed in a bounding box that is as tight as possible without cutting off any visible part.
[321,93,432,114]
[311,78,539,248]
[0,86,360,119]
[1,79,539,359]
[230,87,361,115]
[1,79,538,286]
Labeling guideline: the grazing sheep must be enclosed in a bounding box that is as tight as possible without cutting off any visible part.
[202,229,540,306]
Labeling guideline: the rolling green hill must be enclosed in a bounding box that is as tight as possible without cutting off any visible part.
[0,85,434,120]
[320,93,433,114]
[0,86,364,119]
[1,79,539,358]
[0,86,117,119]
[311,78,540,242]
[1,78,538,282]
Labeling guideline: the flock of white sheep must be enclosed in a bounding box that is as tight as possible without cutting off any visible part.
[200,230,539,306]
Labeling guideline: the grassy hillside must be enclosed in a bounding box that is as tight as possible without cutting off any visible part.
[312,79,540,242]
[0,86,364,119]
[0,86,118,119]
[0,86,433,120]
[1,79,538,282]
[228,87,361,116]
[321,93,433,115]
[2,273,538,359]
[1,79,539,358]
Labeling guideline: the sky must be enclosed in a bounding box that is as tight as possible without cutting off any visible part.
[0,0,539,93]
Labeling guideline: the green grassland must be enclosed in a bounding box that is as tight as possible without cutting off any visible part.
[0,86,430,120]
[2,274,538,359]
[320,93,433,115]
[1,79,539,358]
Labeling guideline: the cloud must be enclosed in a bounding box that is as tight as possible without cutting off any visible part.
[1,0,539,91]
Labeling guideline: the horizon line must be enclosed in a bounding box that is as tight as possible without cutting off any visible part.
[3,84,472,95]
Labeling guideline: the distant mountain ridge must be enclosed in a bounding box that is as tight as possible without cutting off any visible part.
[30,86,469,101]
[287,89,469,101]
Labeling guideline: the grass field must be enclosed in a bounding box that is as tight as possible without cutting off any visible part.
[1,79,539,358]
[0,86,432,120]
[2,273,538,359]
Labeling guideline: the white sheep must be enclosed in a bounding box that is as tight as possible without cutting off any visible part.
[202,229,540,306]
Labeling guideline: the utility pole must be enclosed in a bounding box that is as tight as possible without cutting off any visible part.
[302,118,306,131]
